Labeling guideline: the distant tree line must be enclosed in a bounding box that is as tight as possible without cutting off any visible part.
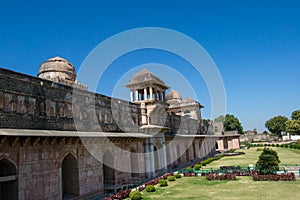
[265,110,300,137]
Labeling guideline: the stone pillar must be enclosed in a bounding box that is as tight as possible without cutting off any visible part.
[161,136,168,171]
[144,138,155,178]
[135,90,139,101]
[130,91,134,102]
[150,87,153,100]
[144,88,147,100]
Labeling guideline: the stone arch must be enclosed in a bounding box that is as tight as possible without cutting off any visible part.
[61,153,79,199]
[0,158,18,200]
[103,151,115,191]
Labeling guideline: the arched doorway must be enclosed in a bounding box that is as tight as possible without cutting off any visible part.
[0,159,17,200]
[61,154,79,200]
[103,151,115,192]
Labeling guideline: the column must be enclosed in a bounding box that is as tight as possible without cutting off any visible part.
[135,90,139,101]
[162,136,168,171]
[144,138,155,178]
[144,88,148,100]
[130,91,134,102]
[150,87,153,100]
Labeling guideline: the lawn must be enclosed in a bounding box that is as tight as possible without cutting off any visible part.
[140,176,300,200]
[201,147,300,170]
[130,148,300,200]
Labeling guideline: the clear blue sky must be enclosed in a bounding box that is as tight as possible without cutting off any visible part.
[1,0,300,132]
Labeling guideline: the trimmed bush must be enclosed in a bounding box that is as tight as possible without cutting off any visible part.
[175,174,181,178]
[129,190,142,200]
[194,164,201,170]
[167,175,175,181]
[159,179,168,187]
[185,167,193,172]
[256,148,280,175]
[145,185,156,192]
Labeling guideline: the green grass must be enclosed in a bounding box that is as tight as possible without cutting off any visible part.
[139,176,300,200]
[201,147,300,170]
[126,148,300,200]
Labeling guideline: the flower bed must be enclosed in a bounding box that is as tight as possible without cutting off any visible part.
[183,172,197,177]
[105,189,131,200]
[252,172,296,181]
[206,172,237,181]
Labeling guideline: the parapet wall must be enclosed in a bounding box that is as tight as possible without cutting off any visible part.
[0,67,209,135]
[0,68,141,132]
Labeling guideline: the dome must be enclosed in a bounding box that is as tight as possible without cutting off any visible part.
[166,90,182,101]
[38,56,76,82]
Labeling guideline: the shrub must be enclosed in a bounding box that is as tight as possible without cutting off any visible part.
[256,148,263,151]
[185,167,193,172]
[167,175,175,181]
[129,190,142,200]
[158,179,168,187]
[175,174,181,178]
[194,164,201,170]
[145,185,156,192]
[276,144,280,147]
[256,148,280,175]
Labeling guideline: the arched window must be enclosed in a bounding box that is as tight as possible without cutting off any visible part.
[61,154,79,199]
[0,159,18,200]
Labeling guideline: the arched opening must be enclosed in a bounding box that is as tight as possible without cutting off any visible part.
[61,154,79,200]
[153,146,159,173]
[103,151,115,192]
[0,159,18,200]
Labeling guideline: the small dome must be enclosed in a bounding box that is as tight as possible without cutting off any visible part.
[166,90,182,101]
[38,56,76,82]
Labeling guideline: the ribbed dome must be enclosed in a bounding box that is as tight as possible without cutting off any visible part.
[38,56,76,82]
[166,90,182,101]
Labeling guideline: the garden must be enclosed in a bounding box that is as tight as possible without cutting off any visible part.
[104,145,300,200]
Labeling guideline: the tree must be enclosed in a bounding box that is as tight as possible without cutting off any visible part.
[256,148,280,175]
[253,128,257,134]
[291,110,300,121]
[285,119,300,135]
[265,116,288,137]
[214,115,225,122]
[223,114,243,134]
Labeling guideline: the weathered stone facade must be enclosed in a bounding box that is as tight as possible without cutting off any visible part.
[0,58,240,200]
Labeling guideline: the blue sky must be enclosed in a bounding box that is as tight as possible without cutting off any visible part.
[1,0,300,132]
